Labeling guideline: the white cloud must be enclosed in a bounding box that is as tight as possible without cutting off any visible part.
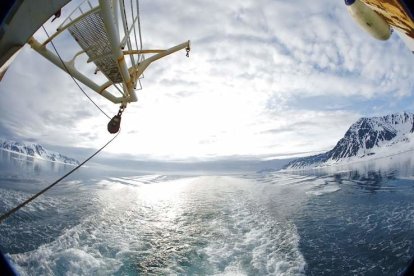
[0,0,413,160]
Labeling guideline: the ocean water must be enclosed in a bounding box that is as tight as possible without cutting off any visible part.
[0,150,413,275]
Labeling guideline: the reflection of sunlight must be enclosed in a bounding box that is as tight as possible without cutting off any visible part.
[119,177,193,223]
[96,177,196,225]
[140,179,190,202]
[134,177,195,221]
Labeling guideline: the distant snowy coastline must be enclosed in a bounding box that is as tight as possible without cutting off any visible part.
[283,112,414,170]
[0,139,80,166]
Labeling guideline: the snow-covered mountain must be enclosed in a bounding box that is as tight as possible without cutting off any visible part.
[0,139,80,166]
[284,112,414,170]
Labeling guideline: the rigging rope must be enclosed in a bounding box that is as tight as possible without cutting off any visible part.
[136,0,142,54]
[136,0,143,53]
[41,26,111,119]
[130,0,140,63]
[137,0,145,64]
[0,131,120,224]
[0,25,125,224]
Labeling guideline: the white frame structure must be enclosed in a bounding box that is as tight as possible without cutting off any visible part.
[28,0,190,105]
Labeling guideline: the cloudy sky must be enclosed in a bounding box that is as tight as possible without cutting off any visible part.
[0,0,414,161]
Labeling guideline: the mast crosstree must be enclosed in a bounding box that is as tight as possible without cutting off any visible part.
[28,0,191,106]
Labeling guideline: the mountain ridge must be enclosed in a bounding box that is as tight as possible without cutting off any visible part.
[284,112,414,170]
[0,138,80,166]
